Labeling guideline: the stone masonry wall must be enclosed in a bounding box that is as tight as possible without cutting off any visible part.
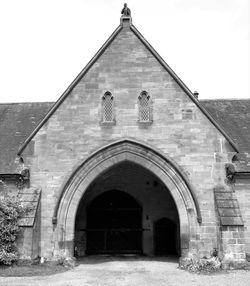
[22,22,235,258]
[221,226,246,266]
[235,178,250,258]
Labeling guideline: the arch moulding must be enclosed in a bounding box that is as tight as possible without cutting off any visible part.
[53,139,201,257]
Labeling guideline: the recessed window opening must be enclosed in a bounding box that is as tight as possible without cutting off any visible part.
[138,91,152,123]
[102,91,114,123]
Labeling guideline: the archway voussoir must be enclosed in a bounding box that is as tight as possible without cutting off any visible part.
[55,139,200,258]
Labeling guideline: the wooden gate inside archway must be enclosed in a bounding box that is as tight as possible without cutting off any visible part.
[86,190,142,254]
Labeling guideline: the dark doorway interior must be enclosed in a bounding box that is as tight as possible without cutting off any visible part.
[86,190,142,254]
[154,217,178,255]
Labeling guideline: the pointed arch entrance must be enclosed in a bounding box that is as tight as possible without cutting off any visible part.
[53,139,201,258]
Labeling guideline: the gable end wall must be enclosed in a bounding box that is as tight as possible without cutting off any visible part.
[21,24,235,258]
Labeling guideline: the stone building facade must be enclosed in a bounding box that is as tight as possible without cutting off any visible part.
[1,9,250,266]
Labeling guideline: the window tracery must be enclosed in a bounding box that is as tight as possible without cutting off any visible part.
[138,91,152,123]
[102,91,115,123]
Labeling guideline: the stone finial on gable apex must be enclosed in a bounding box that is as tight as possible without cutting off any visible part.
[121,3,132,26]
[121,3,131,17]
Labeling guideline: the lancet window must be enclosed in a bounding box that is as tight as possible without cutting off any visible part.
[102,91,115,123]
[138,91,152,123]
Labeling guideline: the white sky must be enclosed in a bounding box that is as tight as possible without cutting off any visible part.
[0,0,249,103]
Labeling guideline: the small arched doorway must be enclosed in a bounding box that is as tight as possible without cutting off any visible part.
[154,218,178,255]
[86,190,142,254]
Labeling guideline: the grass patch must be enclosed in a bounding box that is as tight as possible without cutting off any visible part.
[0,264,70,277]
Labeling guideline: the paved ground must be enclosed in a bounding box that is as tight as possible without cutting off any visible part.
[1,256,250,286]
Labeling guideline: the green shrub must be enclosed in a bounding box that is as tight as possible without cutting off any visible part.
[0,194,25,265]
[180,256,222,273]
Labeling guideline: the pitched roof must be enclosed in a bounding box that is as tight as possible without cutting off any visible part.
[15,17,238,155]
[0,102,52,173]
[201,99,250,151]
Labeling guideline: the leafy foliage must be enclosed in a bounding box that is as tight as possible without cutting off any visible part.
[0,194,25,265]
[180,256,222,273]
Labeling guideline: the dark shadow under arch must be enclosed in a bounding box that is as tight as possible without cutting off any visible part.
[53,139,202,225]
[85,190,142,254]
[154,217,179,256]
[54,139,202,258]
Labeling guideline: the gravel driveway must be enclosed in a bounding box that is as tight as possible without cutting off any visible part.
[1,256,250,286]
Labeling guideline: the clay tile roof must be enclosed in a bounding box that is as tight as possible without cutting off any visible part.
[0,102,53,173]
[201,99,250,152]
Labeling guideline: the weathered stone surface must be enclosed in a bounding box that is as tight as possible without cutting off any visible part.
[18,217,35,226]
[1,14,248,264]
[19,22,239,259]
[216,200,239,208]
[18,187,41,227]
[220,217,244,226]
[214,187,244,226]
[218,208,242,217]
[234,179,250,254]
